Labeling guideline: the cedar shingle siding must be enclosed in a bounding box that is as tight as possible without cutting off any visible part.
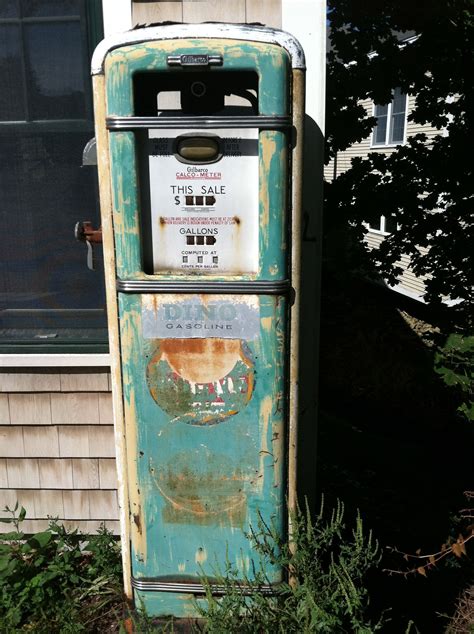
[0,370,119,534]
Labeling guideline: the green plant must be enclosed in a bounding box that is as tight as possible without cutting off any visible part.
[195,499,385,633]
[435,333,474,421]
[0,503,123,633]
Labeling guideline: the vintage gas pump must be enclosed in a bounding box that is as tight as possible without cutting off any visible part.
[91,23,305,617]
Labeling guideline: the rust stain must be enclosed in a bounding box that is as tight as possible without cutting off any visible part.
[233,215,241,225]
[133,512,141,533]
[269,264,279,276]
[151,452,248,527]
[159,338,251,385]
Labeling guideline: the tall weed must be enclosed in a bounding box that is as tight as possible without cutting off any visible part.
[196,499,385,633]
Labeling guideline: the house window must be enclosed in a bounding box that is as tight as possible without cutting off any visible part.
[372,88,407,146]
[368,215,398,234]
[0,0,107,353]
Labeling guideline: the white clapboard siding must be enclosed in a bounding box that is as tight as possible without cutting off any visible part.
[326,94,442,300]
[325,96,442,182]
[364,231,429,299]
[0,370,119,534]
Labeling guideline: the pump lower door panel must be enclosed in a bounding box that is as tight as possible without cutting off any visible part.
[118,292,287,615]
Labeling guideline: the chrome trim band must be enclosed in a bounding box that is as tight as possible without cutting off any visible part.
[91,24,305,74]
[106,116,291,130]
[117,279,291,295]
[131,577,281,596]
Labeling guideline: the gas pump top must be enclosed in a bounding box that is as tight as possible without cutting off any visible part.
[92,23,305,75]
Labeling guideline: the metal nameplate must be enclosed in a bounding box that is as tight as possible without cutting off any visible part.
[141,294,260,340]
[167,54,223,67]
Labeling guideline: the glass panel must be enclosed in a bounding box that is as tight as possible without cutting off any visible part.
[373,114,387,144]
[392,88,406,114]
[374,103,388,117]
[0,128,107,340]
[389,112,405,143]
[22,0,80,17]
[368,218,383,231]
[0,24,26,121]
[384,216,398,233]
[0,0,19,17]
[24,22,85,120]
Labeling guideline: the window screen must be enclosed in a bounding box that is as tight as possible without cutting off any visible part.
[0,0,106,352]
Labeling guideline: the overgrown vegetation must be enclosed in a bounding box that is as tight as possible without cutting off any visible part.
[0,501,385,632]
[435,334,474,422]
[323,4,474,627]
[0,504,122,633]
[196,500,385,633]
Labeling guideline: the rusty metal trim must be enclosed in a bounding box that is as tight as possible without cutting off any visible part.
[91,23,305,75]
[117,279,291,294]
[106,116,292,130]
[131,577,283,596]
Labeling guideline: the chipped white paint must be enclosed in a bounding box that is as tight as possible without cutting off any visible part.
[195,547,208,564]
[91,23,305,75]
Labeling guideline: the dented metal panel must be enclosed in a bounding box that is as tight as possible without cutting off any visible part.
[96,26,303,618]
[119,292,287,616]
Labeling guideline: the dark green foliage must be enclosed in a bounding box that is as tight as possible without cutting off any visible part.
[0,503,122,633]
[435,334,474,420]
[196,500,385,633]
[325,0,474,420]
[325,0,473,311]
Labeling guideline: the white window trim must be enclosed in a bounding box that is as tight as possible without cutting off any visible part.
[0,353,111,368]
[370,92,408,148]
[365,215,397,236]
[102,0,132,37]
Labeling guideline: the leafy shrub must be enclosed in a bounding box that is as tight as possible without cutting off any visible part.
[196,499,385,633]
[0,503,122,633]
[435,334,474,421]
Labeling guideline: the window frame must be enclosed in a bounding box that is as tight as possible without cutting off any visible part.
[366,215,399,236]
[0,0,107,356]
[371,89,408,148]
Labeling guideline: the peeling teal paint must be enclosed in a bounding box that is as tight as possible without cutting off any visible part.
[104,37,291,618]
[119,293,287,617]
[105,39,289,116]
